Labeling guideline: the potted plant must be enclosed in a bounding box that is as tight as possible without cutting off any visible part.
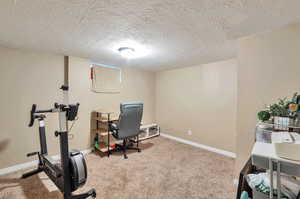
[257,93,300,130]
[257,110,271,129]
[257,110,271,122]
[268,97,291,130]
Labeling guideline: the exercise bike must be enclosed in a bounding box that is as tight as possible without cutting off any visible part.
[22,86,96,199]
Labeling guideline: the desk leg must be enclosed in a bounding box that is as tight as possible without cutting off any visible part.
[107,114,110,157]
[107,135,110,157]
[269,158,273,199]
[277,161,281,199]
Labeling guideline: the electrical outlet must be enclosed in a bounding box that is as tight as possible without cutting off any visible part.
[188,129,192,135]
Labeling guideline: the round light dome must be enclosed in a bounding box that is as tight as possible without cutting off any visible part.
[118,47,135,59]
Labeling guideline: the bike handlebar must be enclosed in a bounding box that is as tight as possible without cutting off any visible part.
[28,104,53,127]
[28,104,37,127]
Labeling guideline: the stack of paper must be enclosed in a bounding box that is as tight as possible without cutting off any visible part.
[271,132,293,143]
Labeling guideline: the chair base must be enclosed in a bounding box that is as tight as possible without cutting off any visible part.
[114,139,141,159]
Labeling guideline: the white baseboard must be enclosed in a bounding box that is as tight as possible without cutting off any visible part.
[80,148,94,155]
[0,148,93,176]
[0,160,39,176]
[160,133,236,158]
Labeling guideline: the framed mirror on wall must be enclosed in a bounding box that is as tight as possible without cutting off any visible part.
[91,63,121,93]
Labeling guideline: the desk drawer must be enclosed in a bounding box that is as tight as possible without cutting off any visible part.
[252,155,300,176]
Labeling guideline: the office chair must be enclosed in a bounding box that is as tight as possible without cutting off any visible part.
[109,102,143,159]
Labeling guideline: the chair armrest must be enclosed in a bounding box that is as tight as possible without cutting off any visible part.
[109,123,119,139]
[109,123,119,131]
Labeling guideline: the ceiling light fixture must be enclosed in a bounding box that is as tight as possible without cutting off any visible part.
[118,47,135,59]
[113,40,151,59]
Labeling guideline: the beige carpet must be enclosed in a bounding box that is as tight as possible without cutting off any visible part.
[0,137,236,199]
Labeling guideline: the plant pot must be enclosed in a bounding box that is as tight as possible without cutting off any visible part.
[257,121,272,129]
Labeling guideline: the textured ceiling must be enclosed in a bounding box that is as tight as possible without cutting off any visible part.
[1,0,300,71]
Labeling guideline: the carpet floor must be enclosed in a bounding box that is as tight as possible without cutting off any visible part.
[0,136,236,199]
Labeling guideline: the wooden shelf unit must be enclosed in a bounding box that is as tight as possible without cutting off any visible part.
[93,129,112,136]
[93,110,118,156]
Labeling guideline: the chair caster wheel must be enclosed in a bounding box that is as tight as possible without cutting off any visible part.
[138,149,141,153]
[86,188,96,198]
[92,191,96,198]
[124,155,128,159]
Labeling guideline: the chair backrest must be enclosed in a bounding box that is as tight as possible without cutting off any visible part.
[117,102,143,139]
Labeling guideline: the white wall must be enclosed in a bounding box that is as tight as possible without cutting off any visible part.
[0,47,64,169]
[156,59,237,153]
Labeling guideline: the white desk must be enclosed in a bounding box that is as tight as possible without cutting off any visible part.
[251,142,300,198]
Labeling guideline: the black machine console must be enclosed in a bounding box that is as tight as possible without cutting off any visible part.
[67,104,79,121]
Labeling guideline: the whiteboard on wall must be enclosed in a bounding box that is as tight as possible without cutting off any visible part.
[91,64,121,93]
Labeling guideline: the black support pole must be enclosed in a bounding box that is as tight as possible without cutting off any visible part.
[59,131,72,199]
[64,56,69,86]
[39,119,48,155]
